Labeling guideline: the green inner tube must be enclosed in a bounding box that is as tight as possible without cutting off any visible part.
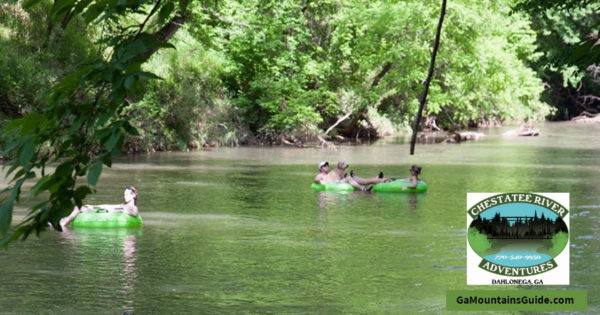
[372,180,428,193]
[310,182,355,192]
[71,209,143,228]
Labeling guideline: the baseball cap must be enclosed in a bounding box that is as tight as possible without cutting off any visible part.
[318,161,329,170]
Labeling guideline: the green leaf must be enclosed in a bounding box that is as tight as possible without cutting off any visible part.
[1,138,22,156]
[5,164,19,178]
[136,71,162,80]
[124,75,136,90]
[50,0,76,23]
[6,113,42,135]
[19,138,35,168]
[68,116,85,135]
[87,162,103,186]
[22,0,43,10]
[31,200,49,212]
[179,0,191,12]
[158,1,175,24]
[30,176,53,197]
[83,6,102,23]
[73,185,93,202]
[10,178,23,202]
[122,121,140,136]
[568,39,594,63]
[104,130,122,151]
[120,39,148,62]
[111,135,124,157]
[0,199,14,236]
[55,160,74,178]
[0,227,23,248]
[96,108,116,126]
[101,154,113,167]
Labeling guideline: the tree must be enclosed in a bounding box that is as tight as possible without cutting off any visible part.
[514,0,600,118]
[0,0,196,246]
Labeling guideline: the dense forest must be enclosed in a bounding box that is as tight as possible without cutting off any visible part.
[0,0,598,241]
[1,0,597,152]
[470,212,568,239]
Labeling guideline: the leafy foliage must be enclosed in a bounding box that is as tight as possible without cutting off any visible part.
[0,0,561,244]
[216,0,549,135]
[515,1,600,118]
[549,231,568,257]
[0,0,190,245]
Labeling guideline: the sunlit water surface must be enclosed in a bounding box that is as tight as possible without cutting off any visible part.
[1,122,599,314]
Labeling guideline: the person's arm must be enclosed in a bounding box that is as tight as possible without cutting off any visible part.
[314,174,322,184]
[123,205,139,216]
[95,204,122,211]
[109,205,139,216]
[314,174,326,184]
[403,176,418,190]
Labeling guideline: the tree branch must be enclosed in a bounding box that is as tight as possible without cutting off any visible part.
[140,10,189,60]
[324,111,353,135]
[202,7,249,28]
[410,0,447,155]
[136,0,163,37]
[372,62,393,87]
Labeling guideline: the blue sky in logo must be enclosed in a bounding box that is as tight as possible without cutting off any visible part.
[478,203,559,221]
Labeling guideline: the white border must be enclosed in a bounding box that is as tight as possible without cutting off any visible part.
[467,193,569,285]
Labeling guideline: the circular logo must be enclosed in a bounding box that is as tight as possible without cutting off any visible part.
[467,193,568,276]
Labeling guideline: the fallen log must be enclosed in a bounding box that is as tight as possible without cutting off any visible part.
[502,124,540,137]
[571,111,600,123]
[445,131,485,143]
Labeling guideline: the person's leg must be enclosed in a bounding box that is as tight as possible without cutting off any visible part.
[341,177,371,191]
[60,206,92,228]
[352,176,390,185]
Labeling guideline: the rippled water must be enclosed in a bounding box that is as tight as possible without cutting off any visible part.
[1,122,599,314]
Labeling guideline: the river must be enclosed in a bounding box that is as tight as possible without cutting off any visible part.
[1,122,599,314]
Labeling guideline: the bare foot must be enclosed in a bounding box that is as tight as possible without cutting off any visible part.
[59,218,69,229]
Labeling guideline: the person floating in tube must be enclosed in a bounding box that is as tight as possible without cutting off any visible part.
[314,161,374,192]
[60,186,139,228]
[402,165,422,190]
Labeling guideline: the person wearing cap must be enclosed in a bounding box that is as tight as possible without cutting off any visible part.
[402,165,422,190]
[314,161,330,184]
[315,161,373,191]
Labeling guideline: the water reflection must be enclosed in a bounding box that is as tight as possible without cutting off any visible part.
[373,192,425,211]
[316,191,425,209]
[60,228,140,313]
[316,191,358,210]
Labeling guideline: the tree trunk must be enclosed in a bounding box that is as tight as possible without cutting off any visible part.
[339,62,393,136]
[140,11,190,60]
[409,0,447,155]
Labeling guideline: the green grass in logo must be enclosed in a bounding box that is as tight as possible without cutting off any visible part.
[548,231,568,257]
[468,220,569,260]
[468,227,492,256]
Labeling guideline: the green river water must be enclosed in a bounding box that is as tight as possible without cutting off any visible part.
[1,122,599,314]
